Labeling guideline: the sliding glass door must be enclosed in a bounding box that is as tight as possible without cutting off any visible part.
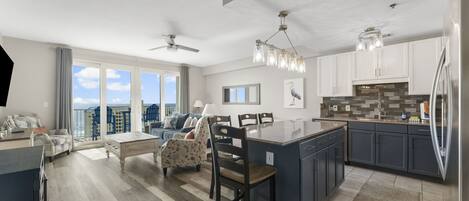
[141,71,161,132]
[105,68,132,135]
[71,61,180,147]
[72,63,101,144]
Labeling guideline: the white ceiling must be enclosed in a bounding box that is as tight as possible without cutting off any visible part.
[0,0,444,67]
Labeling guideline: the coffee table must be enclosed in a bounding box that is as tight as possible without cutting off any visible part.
[104,132,159,171]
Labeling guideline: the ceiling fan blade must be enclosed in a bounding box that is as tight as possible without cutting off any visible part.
[223,0,234,6]
[175,44,200,53]
[148,46,167,51]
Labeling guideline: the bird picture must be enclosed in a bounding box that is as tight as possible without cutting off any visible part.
[284,78,304,108]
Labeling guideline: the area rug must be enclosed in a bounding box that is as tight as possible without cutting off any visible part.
[353,182,421,201]
[78,148,114,160]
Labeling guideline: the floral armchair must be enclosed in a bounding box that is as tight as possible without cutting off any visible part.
[31,129,73,161]
[160,116,209,176]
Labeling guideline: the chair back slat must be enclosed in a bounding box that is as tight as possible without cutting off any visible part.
[208,115,232,127]
[258,113,274,124]
[238,114,258,127]
[217,143,244,157]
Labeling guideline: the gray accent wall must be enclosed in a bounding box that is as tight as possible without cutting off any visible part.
[204,58,321,127]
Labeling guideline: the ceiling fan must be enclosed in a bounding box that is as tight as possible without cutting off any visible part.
[148,34,200,53]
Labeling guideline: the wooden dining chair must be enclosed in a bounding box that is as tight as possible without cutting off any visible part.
[238,114,258,127]
[209,124,277,201]
[258,113,274,124]
[207,115,233,198]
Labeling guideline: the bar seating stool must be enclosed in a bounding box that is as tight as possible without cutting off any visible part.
[258,113,274,124]
[238,114,258,127]
[208,115,233,198]
[209,124,277,201]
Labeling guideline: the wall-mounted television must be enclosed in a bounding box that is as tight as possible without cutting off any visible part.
[0,44,13,107]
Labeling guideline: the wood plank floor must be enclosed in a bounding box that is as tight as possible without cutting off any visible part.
[46,148,447,201]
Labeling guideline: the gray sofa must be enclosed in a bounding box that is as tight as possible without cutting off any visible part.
[149,113,202,144]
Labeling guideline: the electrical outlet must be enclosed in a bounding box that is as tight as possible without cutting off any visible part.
[345,105,351,112]
[332,105,338,111]
[266,152,274,165]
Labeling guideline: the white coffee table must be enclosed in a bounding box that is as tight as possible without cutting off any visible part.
[104,132,159,171]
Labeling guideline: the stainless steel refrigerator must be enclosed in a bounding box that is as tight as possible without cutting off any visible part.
[430,0,468,200]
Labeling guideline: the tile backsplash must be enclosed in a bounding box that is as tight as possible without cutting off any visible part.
[321,83,429,119]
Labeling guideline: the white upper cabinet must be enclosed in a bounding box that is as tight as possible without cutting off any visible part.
[408,37,442,95]
[317,55,336,97]
[353,42,409,84]
[317,53,354,97]
[378,43,409,79]
[335,52,354,96]
[353,50,377,81]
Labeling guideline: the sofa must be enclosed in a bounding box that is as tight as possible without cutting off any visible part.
[149,113,202,143]
[160,116,209,176]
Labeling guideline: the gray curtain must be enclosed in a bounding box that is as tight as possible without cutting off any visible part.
[55,47,73,133]
[180,64,190,113]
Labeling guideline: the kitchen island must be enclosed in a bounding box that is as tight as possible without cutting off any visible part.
[244,120,346,201]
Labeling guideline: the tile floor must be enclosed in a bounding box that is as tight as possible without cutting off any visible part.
[330,165,448,201]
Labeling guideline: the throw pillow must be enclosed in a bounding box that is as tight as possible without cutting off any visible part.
[14,117,29,128]
[175,113,190,129]
[190,117,198,127]
[169,117,178,129]
[25,116,39,128]
[183,117,193,128]
[163,117,173,129]
[184,130,195,140]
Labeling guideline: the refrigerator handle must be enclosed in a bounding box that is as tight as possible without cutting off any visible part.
[429,47,447,180]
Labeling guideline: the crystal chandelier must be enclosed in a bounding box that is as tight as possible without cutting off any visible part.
[356,27,384,51]
[253,10,306,73]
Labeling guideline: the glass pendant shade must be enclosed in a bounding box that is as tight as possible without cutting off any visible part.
[266,47,278,66]
[297,56,305,73]
[253,43,265,63]
[289,54,298,71]
[278,50,289,69]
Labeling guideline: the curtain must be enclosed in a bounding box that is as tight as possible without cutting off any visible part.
[180,64,190,113]
[55,47,73,133]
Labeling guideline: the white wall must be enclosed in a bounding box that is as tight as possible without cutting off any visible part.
[204,58,321,126]
[1,37,57,128]
[0,36,207,128]
[189,66,206,112]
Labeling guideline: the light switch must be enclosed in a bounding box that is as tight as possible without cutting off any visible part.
[266,152,274,165]
[43,102,49,108]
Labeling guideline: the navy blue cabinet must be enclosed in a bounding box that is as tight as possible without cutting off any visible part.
[375,132,408,171]
[408,135,440,177]
[300,129,345,201]
[349,129,375,165]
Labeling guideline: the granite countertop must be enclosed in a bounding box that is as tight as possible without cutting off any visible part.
[0,146,43,175]
[244,120,346,146]
[313,117,430,126]
[0,132,31,142]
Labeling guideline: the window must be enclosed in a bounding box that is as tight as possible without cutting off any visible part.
[105,69,132,135]
[141,71,161,131]
[71,61,180,146]
[72,64,101,143]
[164,74,180,117]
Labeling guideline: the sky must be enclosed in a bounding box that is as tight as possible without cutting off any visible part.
[72,65,177,109]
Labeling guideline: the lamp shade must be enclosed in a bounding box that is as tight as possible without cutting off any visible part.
[202,104,219,116]
[193,100,204,108]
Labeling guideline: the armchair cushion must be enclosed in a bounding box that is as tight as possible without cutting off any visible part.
[32,129,72,158]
